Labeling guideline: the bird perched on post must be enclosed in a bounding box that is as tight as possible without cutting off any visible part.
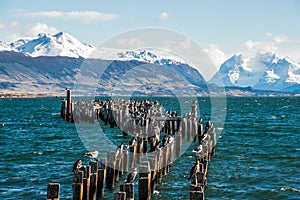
[126,168,138,183]
[84,150,99,161]
[72,159,82,173]
[192,145,203,153]
[115,142,124,159]
[188,160,200,181]
[129,136,137,148]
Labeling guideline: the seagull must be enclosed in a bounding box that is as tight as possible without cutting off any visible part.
[84,150,99,161]
[167,136,174,144]
[116,143,124,159]
[117,142,124,150]
[192,145,203,153]
[129,137,137,147]
[126,168,138,183]
[72,159,82,173]
[188,160,200,180]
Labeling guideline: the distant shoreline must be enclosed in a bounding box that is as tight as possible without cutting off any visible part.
[0,92,64,98]
[1,91,299,98]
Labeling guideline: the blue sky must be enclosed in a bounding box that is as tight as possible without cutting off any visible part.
[1,0,300,66]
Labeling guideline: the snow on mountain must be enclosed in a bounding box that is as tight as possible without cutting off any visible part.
[210,52,300,93]
[10,31,94,58]
[209,53,254,87]
[117,50,188,65]
[0,41,14,51]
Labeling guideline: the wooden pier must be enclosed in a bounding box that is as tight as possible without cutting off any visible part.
[49,90,217,199]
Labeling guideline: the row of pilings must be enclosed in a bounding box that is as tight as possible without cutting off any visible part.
[49,91,216,200]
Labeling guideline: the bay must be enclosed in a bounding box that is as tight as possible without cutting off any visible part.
[0,97,299,199]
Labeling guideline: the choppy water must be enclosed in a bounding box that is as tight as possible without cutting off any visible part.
[0,97,299,199]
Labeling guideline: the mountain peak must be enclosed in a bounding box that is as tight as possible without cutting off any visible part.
[210,52,300,93]
[10,31,94,58]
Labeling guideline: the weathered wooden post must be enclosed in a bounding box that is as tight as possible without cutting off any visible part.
[89,161,98,200]
[156,148,163,184]
[148,156,157,194]
[47,183,60,200]
[97,159,106,198]
[143,139,148,153]
[197,118,203,144]
[171,118,176,135]
[60,99,66,118]
[114,192,126,200]
[138,162,151,200]
[83,166,91,200]
[176,132,182,158]
[182,116,186,138]
[187,118,193,141]
[73,170,83,200]
[123,183,134,200]
[190,191,204,200]
[136,138,143,164]
[66,89,72,122]
[192,101,197,117]
[106,151,116,189]
[129,144,136,169]
[115,157,121,181]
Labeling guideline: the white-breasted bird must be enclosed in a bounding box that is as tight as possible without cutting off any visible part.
[72,159,82,173]
[188,160,200,180]
[126,168,138,183]
[192,145,203,153]
[84,150,99,161]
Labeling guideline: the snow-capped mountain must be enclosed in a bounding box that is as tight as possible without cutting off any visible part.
[117,50,188,65]
[209,52,300,93]
[8,31,94,58]
[1,31,300,94]
[0,41,14,51]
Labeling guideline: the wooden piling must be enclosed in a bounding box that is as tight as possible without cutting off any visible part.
[114,192,126,200]
[190,190,204,200]
[148,157,157,194]
[73,170,83,200]
[122,149,128,173]
[143,139,148,153]
[139,162,151,200]
[89,161,98,200]
[97,169,106,198]
[66,89,72,122]
[106,152,116,189]
[175,132,182,158]
[47,183,60,200]
[72,183,83,200]
[82,166,91,200]
[129,145,136,169]
[123,183,134,200]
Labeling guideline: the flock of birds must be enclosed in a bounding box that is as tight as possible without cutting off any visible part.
[188,121,212,182]
[72,99,212,186]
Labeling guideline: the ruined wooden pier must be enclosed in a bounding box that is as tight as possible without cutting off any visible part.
[49,90,217,199]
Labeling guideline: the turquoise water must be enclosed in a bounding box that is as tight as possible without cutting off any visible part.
[0,97,299,199]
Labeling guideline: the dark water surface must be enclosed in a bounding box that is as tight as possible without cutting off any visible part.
[0,97,299,199]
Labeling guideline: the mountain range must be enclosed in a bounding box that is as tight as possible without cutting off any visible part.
[209,53,300,93]
[0,31,299,96]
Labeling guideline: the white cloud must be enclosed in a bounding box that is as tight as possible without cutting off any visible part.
[204,44,228,67]
[0,23,5,29]
[8,23,59,41]
[244,40,277,52]
[158,12,170,20]
[265,32,290,43]
[8,21,18,28]
[25,11,119,23]
[24,23,59,36]
[0,21,18,29]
